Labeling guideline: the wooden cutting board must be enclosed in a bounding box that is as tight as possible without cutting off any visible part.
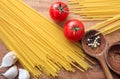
[0,0,120,79]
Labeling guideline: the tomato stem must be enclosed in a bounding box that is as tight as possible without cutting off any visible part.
[70,25,82,35]
[58,3,68,13]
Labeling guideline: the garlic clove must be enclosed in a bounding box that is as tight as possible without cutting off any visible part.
[0,51,18,68]
[1,65,18,79]
[18,69,30,79]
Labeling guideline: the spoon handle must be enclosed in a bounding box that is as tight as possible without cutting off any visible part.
[99,56,113,79]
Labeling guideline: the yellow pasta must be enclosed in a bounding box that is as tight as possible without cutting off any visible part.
[68,0,120,20]
[0,0,92,78]
[86,15,120,35]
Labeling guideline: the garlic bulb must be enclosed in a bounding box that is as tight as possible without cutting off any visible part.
[0,51,18,68]
[18,69,30,79]
[1,65,18,79]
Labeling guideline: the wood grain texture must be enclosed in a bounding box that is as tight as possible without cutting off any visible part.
[0,0,120,79]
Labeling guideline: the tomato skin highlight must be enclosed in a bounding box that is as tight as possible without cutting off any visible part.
[64,19,85,42]
[49,2,69,22]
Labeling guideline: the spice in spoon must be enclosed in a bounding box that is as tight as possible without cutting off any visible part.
[87,35,101,49]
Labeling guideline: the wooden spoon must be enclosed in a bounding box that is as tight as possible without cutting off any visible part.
[106,41,120,75]
[82,30,113,79]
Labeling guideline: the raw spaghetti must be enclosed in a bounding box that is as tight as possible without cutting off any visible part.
[68,0,120,20]
[86,15,120,35]
[0,0,92,78]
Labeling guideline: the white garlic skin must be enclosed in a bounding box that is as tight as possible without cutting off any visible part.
[1,65,18,79]
[0,51,18,68]
[18,69,30,79]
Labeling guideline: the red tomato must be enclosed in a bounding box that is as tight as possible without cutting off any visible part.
[64,19,85,42]
[49,2,69,22]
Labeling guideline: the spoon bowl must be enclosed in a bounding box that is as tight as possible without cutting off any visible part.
[82,30,106,57]
[106,41,120,75]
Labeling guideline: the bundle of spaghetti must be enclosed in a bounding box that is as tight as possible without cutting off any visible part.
[86,15,120,35]
[68,0,120,20]
[0,0,93,78]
